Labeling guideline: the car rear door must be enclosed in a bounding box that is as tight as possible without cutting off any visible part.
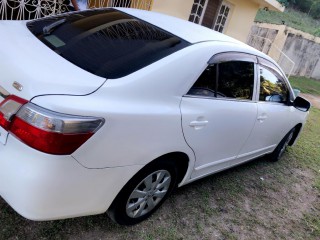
[180,53,258,179]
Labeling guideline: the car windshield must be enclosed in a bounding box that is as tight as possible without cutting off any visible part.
[27,9,190,79]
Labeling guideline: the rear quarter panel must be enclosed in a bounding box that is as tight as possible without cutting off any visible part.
[31,43,221,169]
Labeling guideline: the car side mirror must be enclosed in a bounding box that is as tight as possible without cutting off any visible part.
[293,89,301,97]
[293,96,311,112]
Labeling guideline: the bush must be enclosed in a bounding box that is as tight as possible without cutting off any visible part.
[314,28,320,37]
[310,3,320,19]
[277,0,292,7]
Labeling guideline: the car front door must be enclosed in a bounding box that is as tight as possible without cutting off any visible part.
[180,53,258,179]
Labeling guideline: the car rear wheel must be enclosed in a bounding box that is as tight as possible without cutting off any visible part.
[108,160,178,225]
[270,128,295,162]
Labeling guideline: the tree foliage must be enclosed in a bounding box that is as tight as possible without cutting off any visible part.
[277,0,320,19]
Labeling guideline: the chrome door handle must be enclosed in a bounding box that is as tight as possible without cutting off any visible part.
[257,115,267,122]
[189,120,208,127]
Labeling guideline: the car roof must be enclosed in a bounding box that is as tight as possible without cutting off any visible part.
[117,8,244,45]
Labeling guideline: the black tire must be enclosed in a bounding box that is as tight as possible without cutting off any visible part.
[270,128,295,162]
[107,159,178,225]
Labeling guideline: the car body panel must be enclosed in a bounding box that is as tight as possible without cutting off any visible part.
[0,21,106,99]
[181,97,258,179]
[0,134,143,220]
[0,8,310,222]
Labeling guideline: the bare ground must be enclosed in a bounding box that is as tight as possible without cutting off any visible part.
[300,93,320,109]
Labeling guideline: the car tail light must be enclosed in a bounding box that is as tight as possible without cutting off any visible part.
[0,95,28,130]
[0,95,104,155]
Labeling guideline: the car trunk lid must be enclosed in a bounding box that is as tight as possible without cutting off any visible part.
[0,21,106,101]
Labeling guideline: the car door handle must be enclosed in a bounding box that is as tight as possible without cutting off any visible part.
[257,115,268,122]
[189,120,208,127]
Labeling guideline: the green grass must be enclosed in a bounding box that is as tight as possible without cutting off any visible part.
[255,7,320,37]
[289,76,320,95]
[294,108,320,236]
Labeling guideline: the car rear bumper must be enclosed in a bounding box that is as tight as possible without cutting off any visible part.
[0,134,142,221]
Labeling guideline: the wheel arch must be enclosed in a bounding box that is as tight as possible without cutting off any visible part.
[109,151,190,207]
[107,151,191,224]
[289,123,303,146]
[153,152,190,184]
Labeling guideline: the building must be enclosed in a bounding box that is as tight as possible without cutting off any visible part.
[152,0,284,42]
[1,0,284,43]
[88,0,284,42]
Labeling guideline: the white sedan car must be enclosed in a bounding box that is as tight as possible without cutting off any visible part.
[0,8,310,225]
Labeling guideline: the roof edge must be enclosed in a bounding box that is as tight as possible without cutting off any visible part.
[254,0,285,12]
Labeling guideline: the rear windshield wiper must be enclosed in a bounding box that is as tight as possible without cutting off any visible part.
[43,19,66,35]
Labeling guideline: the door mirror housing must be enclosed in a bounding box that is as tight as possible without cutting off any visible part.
[293,96,311,112]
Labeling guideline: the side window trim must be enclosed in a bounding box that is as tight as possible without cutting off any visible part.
[253,62,260,102]
[257,57,284,79]
[258,64,289,105]
[257,57,294,102]
[208,52,258,65]
[186,54,258,102]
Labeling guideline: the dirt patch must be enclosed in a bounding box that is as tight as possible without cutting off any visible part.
[300,93,320,109]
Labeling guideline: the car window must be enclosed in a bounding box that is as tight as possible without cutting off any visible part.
[259,66,288,103]
[188,61,255,100]
[27,9,190,79]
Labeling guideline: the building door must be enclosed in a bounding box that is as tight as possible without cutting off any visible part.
[189,0,233,33]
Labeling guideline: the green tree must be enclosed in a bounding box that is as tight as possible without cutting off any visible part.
[277,0,320,19]
[310,0,320,19]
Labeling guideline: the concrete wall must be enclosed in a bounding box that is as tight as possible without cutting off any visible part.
[248,23,320,80]
[152,0,194,20]
[247,25,278,56]
[283,34,320,79]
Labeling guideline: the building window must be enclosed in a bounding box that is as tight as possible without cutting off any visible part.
[214,1,232,33]
[189,0,208,24]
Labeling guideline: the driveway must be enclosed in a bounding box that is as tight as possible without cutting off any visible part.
[300,93,320,109]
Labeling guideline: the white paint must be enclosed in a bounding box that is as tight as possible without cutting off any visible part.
[0,9,309,221]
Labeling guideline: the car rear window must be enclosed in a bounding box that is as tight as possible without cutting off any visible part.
[27,9,190,79]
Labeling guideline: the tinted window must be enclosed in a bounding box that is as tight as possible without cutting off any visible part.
[259,66,288,103]
[27,9,190,79]
[188,61,254,100]
[188,67,217,98]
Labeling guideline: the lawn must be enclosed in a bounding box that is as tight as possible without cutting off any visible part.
[1,85,319,239]
[255,7,320,37]
[290,76,320,95]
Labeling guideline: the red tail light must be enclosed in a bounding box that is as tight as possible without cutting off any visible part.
[0,95,104,155]
[0,95,27,130]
